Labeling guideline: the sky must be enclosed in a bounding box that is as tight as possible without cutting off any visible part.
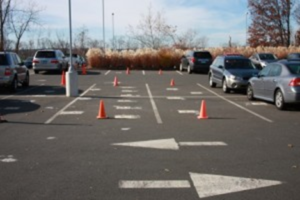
[26,0,250,47]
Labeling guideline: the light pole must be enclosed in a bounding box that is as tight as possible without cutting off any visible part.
[66,0,78,97]
[102,0,105,51]
[112,12,115,50]
[246,12,249,46]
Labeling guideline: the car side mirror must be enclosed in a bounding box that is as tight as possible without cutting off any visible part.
[218,65,224,69]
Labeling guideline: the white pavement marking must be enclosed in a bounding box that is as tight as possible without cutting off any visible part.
[60,111,84,115]
[112,138,179,150]
[119,180,191,189]
[191,91,203,95]
[78,97,92,100]
[189,173,283,199]
[166,88,179,91]
[114,115,141,119]
[197,84,273,123]
[121,86,136,89]
[178,110,198,114]
[179,142,228,146]
[118,100,137,103]
[47,137,57,140]
[250,102,268,106]
[0,155,17,163]
[90,88,101,91]
[45,106,54,110]
[37,79,46,82]
[105,70,111,75]
[167,97,185,100]
[142,70,146,75]
[45,84,96,124]
[114,106,142,110]
[176,71,183,75]
[121,128,131,131]
[32,95,47,97]
[122,90,138,93]
[120,94,141,97]
[146,84,163,124]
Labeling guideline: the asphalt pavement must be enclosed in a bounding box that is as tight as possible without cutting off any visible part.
[0,69,299,200]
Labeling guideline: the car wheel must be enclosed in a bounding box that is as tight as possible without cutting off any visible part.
[275,89,286,110]
[187,65,192,74]
[222,79,230,93]
[179,63,184,71]
[34,70,39,74]
[209,74,216,88]
[9,76,18,93]
[22,73,30,88]
[247,84,255,100]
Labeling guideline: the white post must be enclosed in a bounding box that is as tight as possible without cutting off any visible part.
[66,0,78,97]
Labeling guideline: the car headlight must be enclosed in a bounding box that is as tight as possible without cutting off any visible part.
[229,75,242,81]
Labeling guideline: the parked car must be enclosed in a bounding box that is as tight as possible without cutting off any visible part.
[286,53,300,61]
[179,50,213,74]
[65,53,82,70]
[0,52,30,92]
[249,53,278,68]
[208,54,259,93]
[24,57,33,69]
[32,50,68,74]
[247,61,300,110]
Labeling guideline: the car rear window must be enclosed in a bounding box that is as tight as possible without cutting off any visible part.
[287,64,300,74]
[36,51,56,58]
[194,52,212,59]
[0,55,9,65]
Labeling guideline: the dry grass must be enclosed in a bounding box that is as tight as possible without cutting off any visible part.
[86,46,300,69]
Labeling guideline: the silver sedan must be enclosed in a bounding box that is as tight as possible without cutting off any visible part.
[247,61,300,110]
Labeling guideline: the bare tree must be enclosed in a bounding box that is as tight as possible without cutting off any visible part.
[128,5,177,49]
[174,29,209,49]
[9,0,41,53]
[248,0,294,47]
[0,0,12,51]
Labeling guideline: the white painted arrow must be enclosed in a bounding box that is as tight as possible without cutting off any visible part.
[113,138,179,150]
[119,180,191,189]
[112,138,227,150]
[189,173,283,198]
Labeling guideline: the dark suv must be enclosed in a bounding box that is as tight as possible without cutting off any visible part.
[179,50,213,74]
[286,53,300,61]
[208,55,259,93]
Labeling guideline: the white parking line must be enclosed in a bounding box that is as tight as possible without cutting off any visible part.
[105,70,111,75]
[45,84,96,124]
[197,83,273,123]
[146,84,163,124]
[176,71,184,75]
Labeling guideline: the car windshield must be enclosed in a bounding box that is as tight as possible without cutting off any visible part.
[225,59,255,70]
[287,64,300,75]
[259,54,276,60]
[36,51,55,58]
[194,52,212,59]
[0,55,9,65]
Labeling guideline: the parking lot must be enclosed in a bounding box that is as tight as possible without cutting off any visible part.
[1,69,300,200]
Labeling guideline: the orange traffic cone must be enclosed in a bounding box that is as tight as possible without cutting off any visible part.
[198,100,208,119]
[81,63,87,75]
[61,71,66,86]
[158,69,162,75]
[126,67,130,75]
[170,79,175,86]
[113,76,119,87]
[97,100,108,119]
